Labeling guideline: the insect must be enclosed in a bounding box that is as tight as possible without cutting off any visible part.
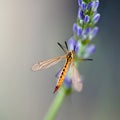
[32,41,92,93]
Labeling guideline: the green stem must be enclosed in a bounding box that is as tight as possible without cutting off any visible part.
[44,87,69,120]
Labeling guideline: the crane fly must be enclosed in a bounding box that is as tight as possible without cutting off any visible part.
[32,41,92,93]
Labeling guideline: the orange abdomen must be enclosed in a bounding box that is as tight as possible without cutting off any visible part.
[53,60,71,93]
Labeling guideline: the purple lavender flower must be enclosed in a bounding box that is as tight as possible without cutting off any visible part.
[87,1,95,10]
[84,15,90,24]
[92,1,99,12]
[84,27,92,35]
[77,26,82,37]
[73,23,77,34]
[67,37,81,53]
[67,37,76,51]
[88,27,99,40]
[81,2,87,11]
[81,27,92,40]
[78,8,84,20]
[73,23,82,37]
[92,13,100,24]
[87,1,99,12]
[83,44,96,58]
[78,0,82,6]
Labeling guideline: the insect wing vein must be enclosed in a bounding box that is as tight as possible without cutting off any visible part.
[32,55,66,71]
[70,63,83,92]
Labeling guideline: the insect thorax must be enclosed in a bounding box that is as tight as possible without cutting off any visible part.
[66,51,74,62]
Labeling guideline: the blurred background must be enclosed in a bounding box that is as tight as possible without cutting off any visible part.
[0,0,120,120]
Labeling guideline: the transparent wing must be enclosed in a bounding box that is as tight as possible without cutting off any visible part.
[70,63,83,92]
[32,55,66,71]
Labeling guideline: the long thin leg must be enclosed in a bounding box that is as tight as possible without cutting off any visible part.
[57,42,67,53]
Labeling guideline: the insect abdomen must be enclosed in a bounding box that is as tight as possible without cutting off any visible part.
[53,60,71,93]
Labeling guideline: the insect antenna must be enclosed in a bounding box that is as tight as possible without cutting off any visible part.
[65,41,68,50]
[57,42,67,53]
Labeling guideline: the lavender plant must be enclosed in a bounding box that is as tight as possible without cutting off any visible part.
[44,0,100,119]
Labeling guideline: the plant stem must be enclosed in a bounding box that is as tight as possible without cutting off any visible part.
[44,87,67,120]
